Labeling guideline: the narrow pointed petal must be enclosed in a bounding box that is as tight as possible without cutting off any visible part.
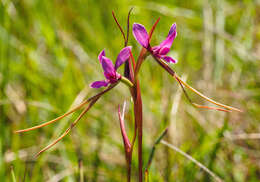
[159,23,177,49]
[101,56,116,79]
[162,56,178,64]
[133,23,149,48]
[115,46,132,70]
[98,50,105,63]
[90,80,109,88]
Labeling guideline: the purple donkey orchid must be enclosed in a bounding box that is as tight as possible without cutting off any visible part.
[90,46,132,88]
[133,23,177,64]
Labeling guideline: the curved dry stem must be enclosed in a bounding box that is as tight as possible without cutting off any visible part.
[35,83,118,156]
[15,84,118,133]
[174,74,243,112]
[175,76,231,112]
[14,99,90,133]
[151,55,242,112]
[192,103,231,112]
[36,98,98,157]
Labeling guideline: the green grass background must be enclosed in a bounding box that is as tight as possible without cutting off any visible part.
[1,0,260,181]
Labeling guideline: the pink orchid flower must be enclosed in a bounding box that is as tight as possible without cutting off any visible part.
[90,46,132,88]
[133,23,177,64]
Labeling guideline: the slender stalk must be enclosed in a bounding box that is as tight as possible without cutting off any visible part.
[133,81,143,182]
[36,98,97,157]
[126,49,136,83]
[132,18,161,182]
[112,9,133,80]
[112,10,136,182]
[34,83,118,156]
[174,75,242,112]
[14,99,91,133]
[132,48,146,182]
[112,11,126,44]
[175,77,231,112]
[129,50,137,153]
[120,76,134,88]
[14,84,117,133]
[126,154,132,182]
[124,8,134,80]
[151,55,242,112]
[126,8,134,46]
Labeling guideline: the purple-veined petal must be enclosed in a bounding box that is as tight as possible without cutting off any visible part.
[159,23,177,50]
[162,56,178,64]
[90,80,109,88]
[98,50,105,63]
[101,56,116,79]
[115,46,132,70]
[133,23,149,48]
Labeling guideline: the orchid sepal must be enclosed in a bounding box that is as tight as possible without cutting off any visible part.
[133,22,178,64]
[90,47,132,89]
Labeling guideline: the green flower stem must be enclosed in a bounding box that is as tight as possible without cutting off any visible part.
[120,76,134,88]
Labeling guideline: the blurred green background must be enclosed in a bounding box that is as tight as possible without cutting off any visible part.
[1,0,260,181]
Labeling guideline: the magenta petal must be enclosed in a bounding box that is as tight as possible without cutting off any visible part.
[133,23,149,48]
[98,50,105,63]
[159,23,177,49]
[90,80,109,88]
[115,46,132,70]
[101,56,116,79]
[152,46,160,51]
[162,56,178,64]
[159,47,170,55]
